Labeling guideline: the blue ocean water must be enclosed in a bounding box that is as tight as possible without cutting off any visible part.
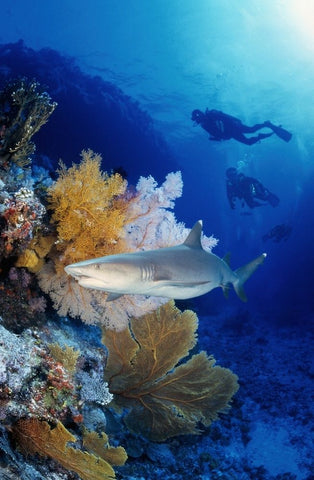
[0,1,313,479]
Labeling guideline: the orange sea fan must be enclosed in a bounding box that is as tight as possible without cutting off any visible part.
[102,301,239,441]
[12,418,127,480]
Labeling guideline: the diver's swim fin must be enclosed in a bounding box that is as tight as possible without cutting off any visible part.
[270,124,292,142]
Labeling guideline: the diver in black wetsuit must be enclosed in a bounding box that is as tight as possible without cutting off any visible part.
[226,167,280,209]
[192,109,292,145]
[262,224,292,243]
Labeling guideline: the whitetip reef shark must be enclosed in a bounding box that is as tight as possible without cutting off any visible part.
[64,220,266,302]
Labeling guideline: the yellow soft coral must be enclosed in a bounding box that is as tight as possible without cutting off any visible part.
[102,301,239,441]
[37,150,131,321]
[48,149,128,270]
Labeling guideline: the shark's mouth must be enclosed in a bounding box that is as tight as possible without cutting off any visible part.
[76,276,107,289]
[76,275,90,282]
[70,272,85,279]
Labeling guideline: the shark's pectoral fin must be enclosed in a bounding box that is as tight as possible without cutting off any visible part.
[233,283,247,302]
[106,293,123,302]
[222,283,231,299]
[153,273,173,282]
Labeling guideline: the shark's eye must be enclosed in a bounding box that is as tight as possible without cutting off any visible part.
[94,264,101,270]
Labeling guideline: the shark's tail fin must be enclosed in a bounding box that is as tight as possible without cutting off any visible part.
[233,253,267,302]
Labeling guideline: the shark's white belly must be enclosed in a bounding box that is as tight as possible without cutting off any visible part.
[141,280,215,299]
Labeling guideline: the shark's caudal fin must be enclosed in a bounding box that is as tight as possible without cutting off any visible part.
[233,253,267,302]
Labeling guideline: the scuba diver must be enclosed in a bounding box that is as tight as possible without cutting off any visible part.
[226,167,280,209]
[262,224,292,243]
[191,109,292,145]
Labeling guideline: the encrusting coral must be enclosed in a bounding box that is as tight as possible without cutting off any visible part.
[37,150,218,330]
[48,343,80,373]
[0,185,47,258]
[0,267,46,332]
[102,301,239,441]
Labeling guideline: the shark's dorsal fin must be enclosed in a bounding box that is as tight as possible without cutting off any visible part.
[183,220,203,249]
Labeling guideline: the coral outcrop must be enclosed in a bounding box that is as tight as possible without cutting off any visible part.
[0,318,125,478]
[0,78,55,268]
[0,185,46,257]
[0,267,46,332]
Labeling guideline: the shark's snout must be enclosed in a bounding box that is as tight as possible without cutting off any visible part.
[64,264,77,276]
[64,264,89,278]
[65,262,109,290]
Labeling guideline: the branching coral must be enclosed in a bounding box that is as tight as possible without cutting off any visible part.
[124,171,185,250]
[102,301,239,441]
[123,170,217,252]
[12,418,127,480]
[0,78,57,168]
[1,318,126,478]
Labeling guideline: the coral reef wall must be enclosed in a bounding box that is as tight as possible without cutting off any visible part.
[0,40,178,182]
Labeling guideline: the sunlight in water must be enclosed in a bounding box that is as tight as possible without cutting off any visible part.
[286,0,314,50]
